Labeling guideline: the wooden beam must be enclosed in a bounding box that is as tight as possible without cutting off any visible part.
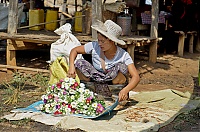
[0,64,49,73]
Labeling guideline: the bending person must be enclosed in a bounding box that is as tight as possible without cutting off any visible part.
[67,20,140,102]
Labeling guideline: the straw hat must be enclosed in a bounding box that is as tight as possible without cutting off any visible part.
[91,20,126,45]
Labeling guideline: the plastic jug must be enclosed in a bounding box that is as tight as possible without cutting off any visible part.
[29,9,44,30]
[45,9,58,31]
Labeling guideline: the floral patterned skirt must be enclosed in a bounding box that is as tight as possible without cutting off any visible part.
[75,59,128,97]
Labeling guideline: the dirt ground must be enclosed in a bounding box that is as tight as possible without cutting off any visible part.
[0,48,200,132]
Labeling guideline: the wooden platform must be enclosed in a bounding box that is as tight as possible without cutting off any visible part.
[0,29,157,72]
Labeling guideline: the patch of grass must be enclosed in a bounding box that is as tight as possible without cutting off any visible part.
[0,118,32,126]
[2,72,49,105]
[28,72,49,92]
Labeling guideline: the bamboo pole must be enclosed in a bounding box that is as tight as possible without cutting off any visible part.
[59,11,72,18]
[17,15,85,30]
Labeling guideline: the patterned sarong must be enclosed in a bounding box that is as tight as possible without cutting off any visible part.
[75,59,128,97]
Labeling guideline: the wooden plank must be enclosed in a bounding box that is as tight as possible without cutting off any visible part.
[7,40,48,50]
[0,32,95,44]
[7,0,18,34]
[120,35,156,41]
[0,32,59,42]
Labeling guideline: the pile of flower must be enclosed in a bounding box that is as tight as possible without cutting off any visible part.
[40,77,106,116]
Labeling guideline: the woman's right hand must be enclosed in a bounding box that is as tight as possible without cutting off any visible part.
[67,66,76,78]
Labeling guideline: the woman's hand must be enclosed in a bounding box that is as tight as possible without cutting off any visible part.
[68,45,86,79]
[67,66,76,78]
[118,88,129,102]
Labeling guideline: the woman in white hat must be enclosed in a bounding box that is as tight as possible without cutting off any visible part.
[67,20,140,102]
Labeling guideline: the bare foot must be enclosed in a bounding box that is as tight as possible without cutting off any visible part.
[112,72,126,84]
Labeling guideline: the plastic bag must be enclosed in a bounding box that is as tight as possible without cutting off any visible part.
[49,57,80,85]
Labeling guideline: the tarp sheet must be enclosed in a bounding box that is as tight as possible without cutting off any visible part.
[2,89,200,132]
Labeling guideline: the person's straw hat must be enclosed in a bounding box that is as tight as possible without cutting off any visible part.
[91,20,126,45]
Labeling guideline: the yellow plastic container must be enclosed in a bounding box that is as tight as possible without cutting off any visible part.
[74,11,82,32]
[29,9,44,30]
[45,10,58,31]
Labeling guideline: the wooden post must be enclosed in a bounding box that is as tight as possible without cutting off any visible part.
[149,0,158,63]
[91,0,103,40]
[60,0,67,26]
[6,40,17,66]
[30,0,35,10]
[177,32,185,56]
[7,0,18,34]
[127,44,135,62]
[75,0,77,12]
[150,0,159,38]
[196,33,200,52]
[82,0,87,34]
[6,0,18,72]
[199,59,200,86]
[189,34,194,53]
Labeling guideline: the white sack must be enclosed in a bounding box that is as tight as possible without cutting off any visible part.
[50,23,83,64]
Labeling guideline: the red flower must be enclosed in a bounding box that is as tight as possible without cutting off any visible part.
[56,83,61,88]
[71,108,76,113]
[48,94,53,99]
[74,82,79,87]
[86,97,92,104]
[54,110,62,115]
[68,104,72,108]
[62,102,67,106]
